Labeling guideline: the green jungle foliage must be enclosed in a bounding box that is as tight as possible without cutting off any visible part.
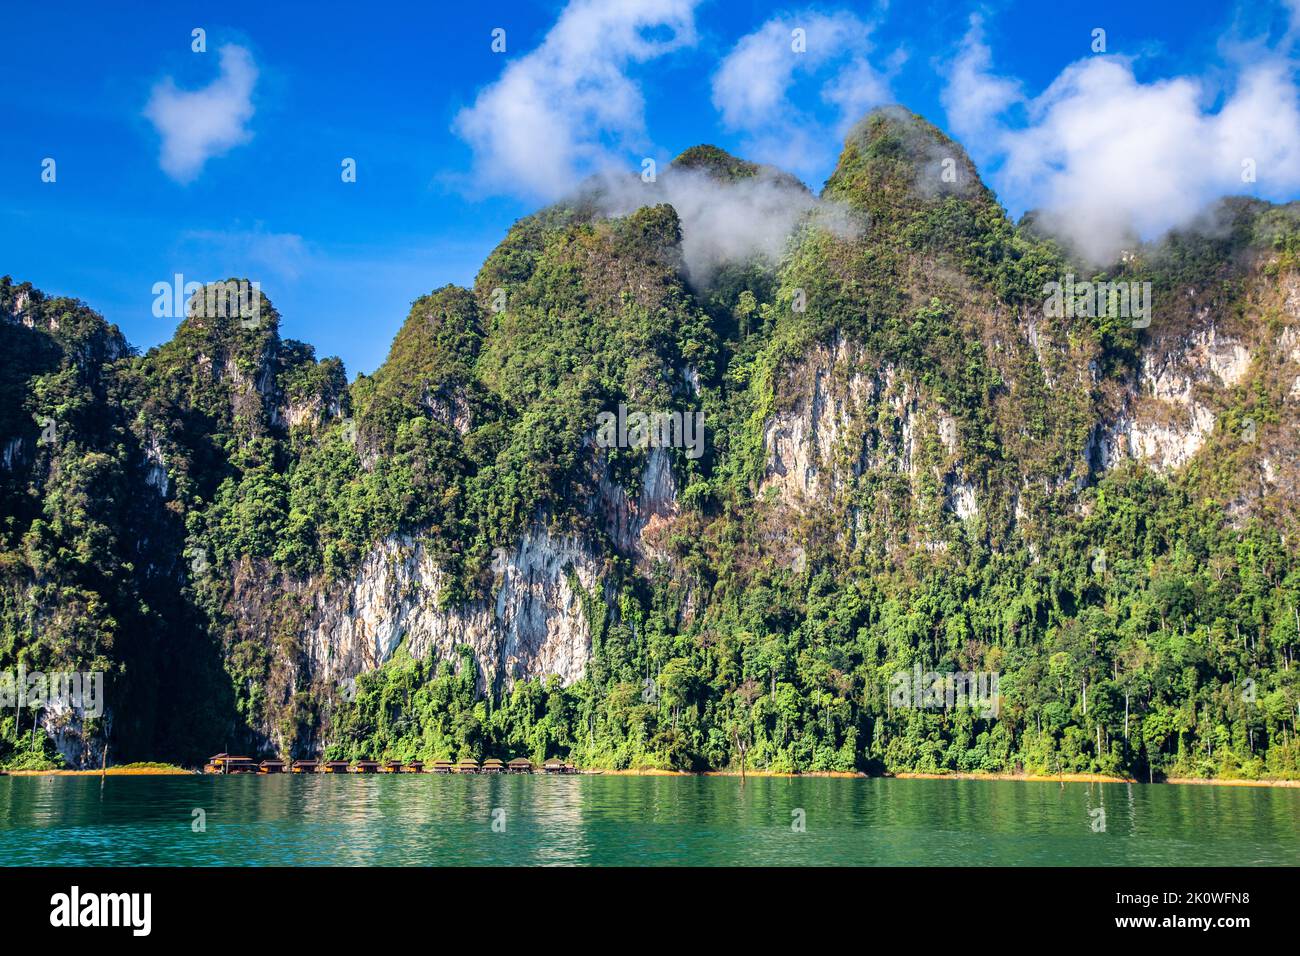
[2,110,1298,779]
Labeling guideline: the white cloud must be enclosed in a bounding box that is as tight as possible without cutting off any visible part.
[711,11,900,177]
[942,15,1300,264]
[823,54,899,131]
[592,166,859,285]
[145,44,258,183]
[453,0,698,200]
[939,15,1020,148]
[451,0,863,284]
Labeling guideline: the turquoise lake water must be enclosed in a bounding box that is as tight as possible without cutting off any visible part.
[1,774,1297,866]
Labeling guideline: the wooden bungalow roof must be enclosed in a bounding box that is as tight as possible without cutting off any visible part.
[481,758,504,766]
[507,758,532,766]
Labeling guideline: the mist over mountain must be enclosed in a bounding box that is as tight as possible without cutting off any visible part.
[3,108,1299,781]
[588,144,861,287]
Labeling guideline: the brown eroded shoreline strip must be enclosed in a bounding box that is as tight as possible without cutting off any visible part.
[5,765,1298,787]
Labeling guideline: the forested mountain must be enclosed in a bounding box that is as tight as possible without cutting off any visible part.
[3,108,1299,779]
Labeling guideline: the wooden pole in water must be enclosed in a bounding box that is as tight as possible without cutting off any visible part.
[100,743,108,778]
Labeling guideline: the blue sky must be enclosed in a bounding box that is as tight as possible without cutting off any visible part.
[3,0,1299,375]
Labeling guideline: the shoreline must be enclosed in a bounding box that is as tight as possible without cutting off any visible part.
[4,766,1298,787]
[3,766,193,777]
[893,770,1134,784]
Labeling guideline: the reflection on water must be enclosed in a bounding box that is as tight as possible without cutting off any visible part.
[0,775,1296,866]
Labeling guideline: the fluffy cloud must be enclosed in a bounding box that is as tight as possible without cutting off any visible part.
[711,11,901,177]
[592,166,858,286]
[453,0,860,285]
[939,15,1020,147]
[145,44,258,183]
[942,14,1300,264]
[453,0,698,200]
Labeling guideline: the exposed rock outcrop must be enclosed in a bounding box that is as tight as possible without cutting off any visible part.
[761,337,976,527]
[597,447,680,563]
[306,524,603,692]
[1098,322,1252,472]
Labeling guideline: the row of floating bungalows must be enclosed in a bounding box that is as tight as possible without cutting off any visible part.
[204,754,580,775]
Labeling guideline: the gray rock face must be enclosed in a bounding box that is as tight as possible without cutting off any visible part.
[305,524,603,691]
[1,437,24,471]
[760,336,975,523]
[1098,321,1253,472]
[597,446,680,564]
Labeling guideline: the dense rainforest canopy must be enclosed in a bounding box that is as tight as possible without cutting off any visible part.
[2,109,1299,781]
